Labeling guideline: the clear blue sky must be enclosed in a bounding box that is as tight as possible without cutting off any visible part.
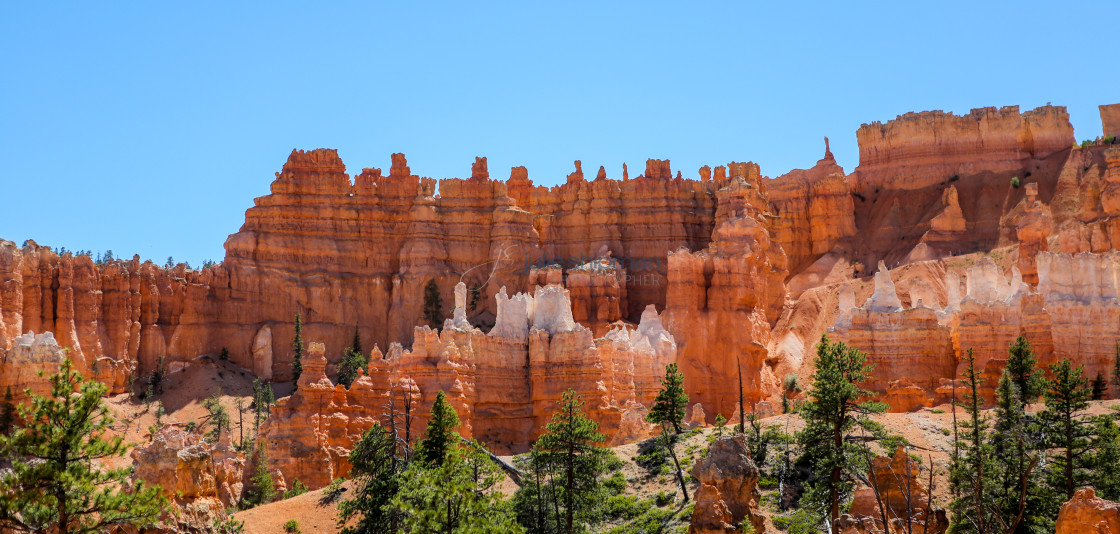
[1,2,1115,266]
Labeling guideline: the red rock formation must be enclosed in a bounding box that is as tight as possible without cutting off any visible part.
[688,435,765,534]
[1055,487,1120,534]
[1103,104,1120,139]
[132,426,246,530]
[840,447,948,534]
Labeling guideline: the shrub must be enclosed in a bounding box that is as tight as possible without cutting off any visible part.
[603,470,627,495]
[1082,139,1094,148]
[1105,136,1116,145]
[654,490,673,507]
[282,479,308,499]
[758,476,779,490]
[1010,176,1021,188]
[284,519,300,533]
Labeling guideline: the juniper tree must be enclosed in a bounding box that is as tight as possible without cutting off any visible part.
[416,390,460,466]
[646,363,689,502]
[1039,358,1093,502]
[0,358,167,533]
[795,335,887,534]
[291,312,304,384]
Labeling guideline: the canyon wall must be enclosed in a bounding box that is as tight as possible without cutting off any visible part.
[3,102,1120,453]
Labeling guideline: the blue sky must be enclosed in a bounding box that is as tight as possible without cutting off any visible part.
[1,1,1115,266]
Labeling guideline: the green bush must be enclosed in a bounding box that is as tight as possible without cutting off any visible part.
[1010,176,1021,188]
[1105,136,1116,145]
[603,470,627,495]
[654,490,673,507]
[758,476,779,490]
[282,479,308,499]
[283,519,300,533]
[600,494,650,521]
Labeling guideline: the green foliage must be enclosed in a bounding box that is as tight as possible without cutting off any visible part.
[242,441,277,508]
[0,357,168,533]
[653,490,673,507]
[647,363,689,434]
[291,312,304,384]
[1006,336,1044,403]
[284,519,300,533]
[796,335,886,531]
[423,279,444,328]
[647,363,690,503]
[603,471,627,495]
[1011,175,1021,188]
[1082,139,1094,148]
[282,479,308,499]
[0,386,14,436]
[1040,358,1093,502]
[515,389,610,534]
[1094,372,1109,400]
[1105,136,1117,145]
[1090,415,1120,501]
[391,442,525,533]
[202,389,230,442]
[219,347,230,361]
[251,377,275,437]
[949,349,999,533]
[989,370,1048,533]
[337,347,369,388]
[714,413,727,436]
[416,390,460,466]
[339,423,406,534]
[211,516,246,533]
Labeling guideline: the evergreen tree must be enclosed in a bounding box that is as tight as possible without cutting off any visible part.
[391,442,525,533]
[1093,372,1109,401]
[243,441,277,507]
[202,390,230,442]
[251,378,275,438]
[0,386,14,436]
[423,279,444,328]
[532,389,610,534]
[645,363,689,503]
[1039,358,1093,502]
[1005,336,1044,404]
[337,348,368,388]
[416,390,460,466]
[339,423,406,534]
[988,371,1044,534]
[351,325,362,357]
[796,335,886,534]
[291,312,304,384]
[1112,343,1120,390]
[949,349,998,534]
[0,358,167,533]
[1090,414,1120,501]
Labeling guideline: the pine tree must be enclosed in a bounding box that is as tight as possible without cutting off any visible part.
[646,363,690,503]
[423,279,444,328]
[949,349,998,534]
[1005,336,1043,404]
[351,325,362,357]
[291,312,304,384]
[0,358,167,532]
[391,442,525,533]
[337,348,368,388]
[0,386,14,436]
[202,390,230,442]
[532,389,610,534]
[339,423,405,534]
[1090,415,1120,501]
[1112,343,1120,390]
[416,390,460,466]
[796,335,887,534]
[988,371,1044,534]
[243,441,277,507]
[1039,358,1093,502]
[251,378,275,438]
[1093,372,1109,400]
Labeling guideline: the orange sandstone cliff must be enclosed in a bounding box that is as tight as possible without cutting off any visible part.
[5,102,1120,457]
